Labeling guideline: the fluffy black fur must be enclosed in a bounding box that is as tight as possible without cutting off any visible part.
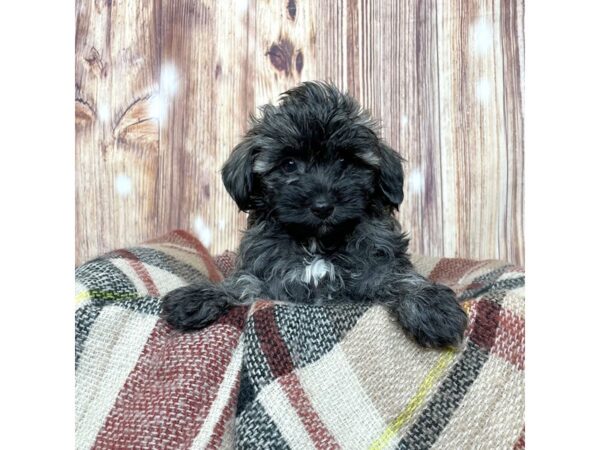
[161,82,467,348]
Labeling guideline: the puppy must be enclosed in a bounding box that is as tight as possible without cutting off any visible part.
[161,82,467,348]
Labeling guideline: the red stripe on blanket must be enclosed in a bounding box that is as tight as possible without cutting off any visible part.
[173,230,224,282]
[253,306,340,449]
[467,299,524,369]
[467,299,502,351]
[92,308,245,450]
[206,374,241,449]
[253,306,295,378]
[279,372,341,450]
[144,230,198,248]
[204,307,248,449]
[513,426,525,449]
[113,249,160,296]
[494,308,525,370]
[428,258,486,285]
[214,251,237,278]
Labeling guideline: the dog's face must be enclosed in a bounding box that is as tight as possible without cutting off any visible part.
[222,82,405,239]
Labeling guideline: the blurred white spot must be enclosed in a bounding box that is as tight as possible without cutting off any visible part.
[401,115,409,127]
[160,63,179,97]
[218,219,226,231]
[149,95,166,121]
[97,103,110,123]
[150,63,179,123]
[115,173,132,197]
[194,216,213,248]
[475,78,491,104]
[470,18,494,55]
[408,168,424,194]
[236,0,248,14]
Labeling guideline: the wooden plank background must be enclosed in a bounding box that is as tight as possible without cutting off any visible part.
[75,0,524,266]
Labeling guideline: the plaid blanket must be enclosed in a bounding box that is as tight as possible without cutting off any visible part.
[75,231,525,450]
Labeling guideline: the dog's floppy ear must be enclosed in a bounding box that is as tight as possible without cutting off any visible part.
[221,137,257,211]
[377,143,405,208]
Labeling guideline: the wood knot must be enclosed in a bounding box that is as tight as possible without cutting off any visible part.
[267,40,294,76]
[84,47,107,78]
[267,38,303,77]
[287,0,297,20]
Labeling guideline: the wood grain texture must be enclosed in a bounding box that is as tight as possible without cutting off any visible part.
[75,0,524,266]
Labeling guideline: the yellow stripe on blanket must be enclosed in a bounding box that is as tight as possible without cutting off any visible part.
[75,290,90,304]
[75,290,140,304]
[368,349,456,450]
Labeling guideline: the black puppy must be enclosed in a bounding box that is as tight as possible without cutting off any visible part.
[162,82,467,348]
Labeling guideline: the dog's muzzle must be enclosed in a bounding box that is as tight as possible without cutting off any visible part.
[310,195,334,219]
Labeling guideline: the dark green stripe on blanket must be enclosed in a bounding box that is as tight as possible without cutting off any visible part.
[236,401,291,450]
[75,296,162,370]
[75,259,138,368]
[237,313,276,411]
[396,293,507,449]
[396,341,489,450]
[111,246,209,285]
[458,265,524,301]
[75,302,103,368]
[274,303,368,368]
[237,303,369,414]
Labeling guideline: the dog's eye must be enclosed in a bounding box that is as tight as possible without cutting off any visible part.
[281,158,298,174]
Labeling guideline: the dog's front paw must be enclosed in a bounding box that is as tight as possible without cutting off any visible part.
[161,283,229,331]
[399,284,468,349]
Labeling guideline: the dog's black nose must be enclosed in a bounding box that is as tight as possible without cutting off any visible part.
[311,197,334,219]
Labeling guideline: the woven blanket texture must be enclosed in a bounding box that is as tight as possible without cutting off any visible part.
[75,230,525,450]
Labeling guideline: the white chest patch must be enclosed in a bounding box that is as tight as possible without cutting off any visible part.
[301,258,336,287]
